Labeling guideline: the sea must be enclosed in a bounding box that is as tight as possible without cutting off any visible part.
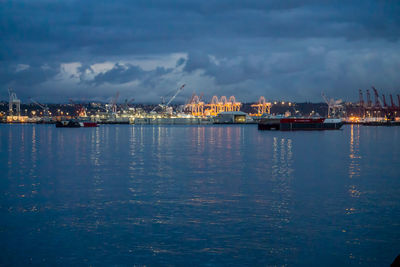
[0,124,399,266]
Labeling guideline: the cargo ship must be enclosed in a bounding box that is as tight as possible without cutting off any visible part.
[56,120,98,128]
[258,117,343,131]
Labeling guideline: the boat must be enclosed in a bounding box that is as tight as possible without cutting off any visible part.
[56,120,98,128]
[258,117,343,131]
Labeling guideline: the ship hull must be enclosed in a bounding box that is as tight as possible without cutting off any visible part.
[56,120,98,128]
[82,122,98,127]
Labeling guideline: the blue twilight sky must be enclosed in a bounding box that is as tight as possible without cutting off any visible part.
[1,0,400,103]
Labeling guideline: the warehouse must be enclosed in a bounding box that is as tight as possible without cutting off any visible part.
[214,111,253,124]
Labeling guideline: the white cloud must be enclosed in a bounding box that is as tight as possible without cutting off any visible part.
[15,64,30,72]
[90,62,115,74]
[60,62,82,80]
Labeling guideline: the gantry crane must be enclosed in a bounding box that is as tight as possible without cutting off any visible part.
[8,88,21,116]
[251,96,271,116]
[358,88,400,118]
[321,92,343,118]
[185,93,205,116]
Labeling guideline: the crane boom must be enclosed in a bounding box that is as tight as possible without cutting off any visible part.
[30,98,50,116]
[382,94,388,107]
[321,92,332,117]
[166,84,185,106]
[321,92,329,105]
[151,84,186,112]
[30,98,46,110]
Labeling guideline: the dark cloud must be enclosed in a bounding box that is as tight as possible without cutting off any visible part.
[0,63,59,87]
[0,0,400,102]
[86,63,173,87]
[176,57,186,67]
[2,0,399,59]
[89,64,144,85]
[183,52,210,73]
[182,42,400,101]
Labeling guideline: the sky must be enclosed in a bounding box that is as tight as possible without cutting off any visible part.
[1,0,400,103]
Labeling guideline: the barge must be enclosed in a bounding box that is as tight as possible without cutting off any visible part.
[258,117,343,131]
[362,120,400,126]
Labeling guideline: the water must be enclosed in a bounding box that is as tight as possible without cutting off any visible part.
[0,124,399,266]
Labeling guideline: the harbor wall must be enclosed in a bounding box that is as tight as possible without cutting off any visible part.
[134,117,213,125]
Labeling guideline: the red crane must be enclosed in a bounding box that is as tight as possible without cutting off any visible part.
[371,86,381,107]
[398,95,400,108]
[382,94,388,108]
[390,94,396,108]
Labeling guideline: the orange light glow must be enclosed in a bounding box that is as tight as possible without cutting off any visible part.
[251,96,272,115]
[185,94,241,116]
[6,116,28,123]
[348,116,361,123]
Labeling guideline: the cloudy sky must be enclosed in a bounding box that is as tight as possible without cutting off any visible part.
[1,0,400,103]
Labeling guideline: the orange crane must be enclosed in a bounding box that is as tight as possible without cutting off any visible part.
[187,94,241,116]
[205,95,219,116]
[251,96,271,116]
[204,95,241,115]
[228,96,241,112]
[185,94,205,116]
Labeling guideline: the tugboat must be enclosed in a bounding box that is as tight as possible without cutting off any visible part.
[56,119,98,128]
[258,116,343,131]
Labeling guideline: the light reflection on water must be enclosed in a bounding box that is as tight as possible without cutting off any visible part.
[348,124,362,199]
[344,124,362,261]
[0,124,399,266]
[349,124,361,179]
[271,137,293,228]
[272,137,293,180]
